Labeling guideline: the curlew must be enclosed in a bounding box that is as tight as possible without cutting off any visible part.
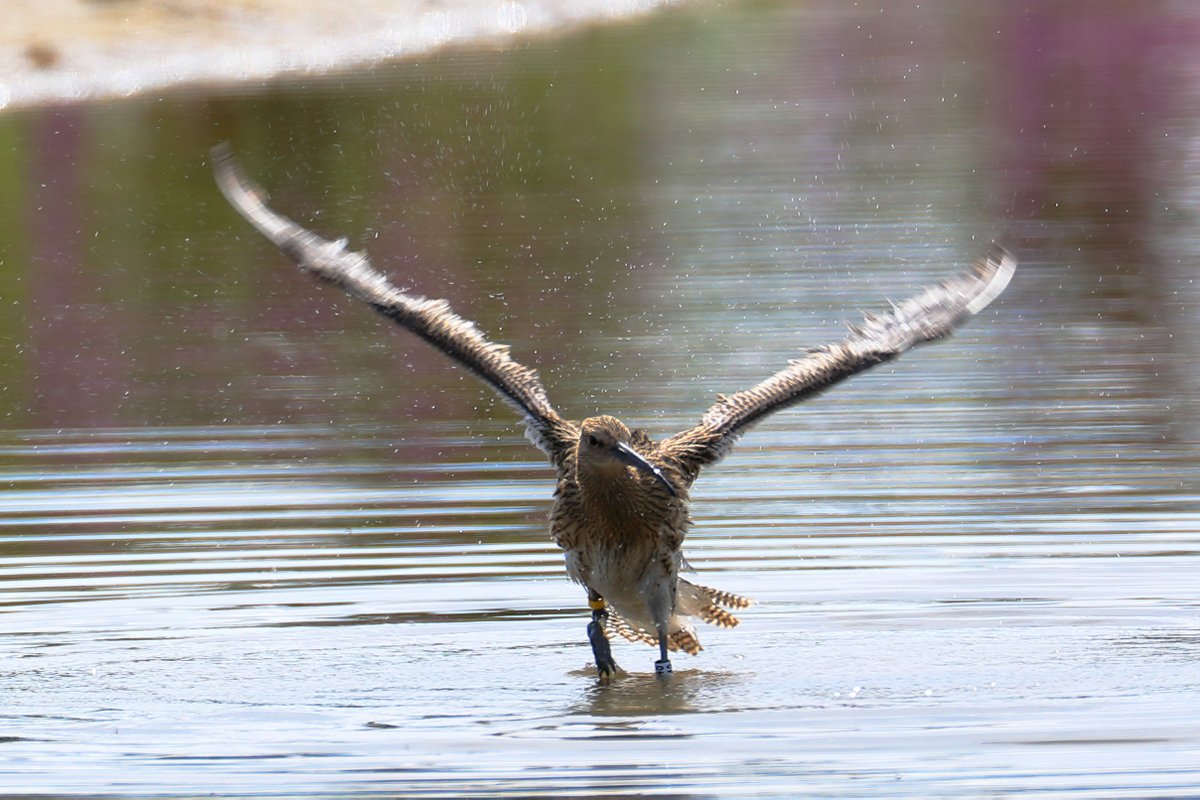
[212,144,1015,677]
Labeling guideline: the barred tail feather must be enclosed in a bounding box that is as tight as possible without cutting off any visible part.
[602,579,753,656]
[698,604,741,629]
[604,610,703,655]
[696,583,753,610]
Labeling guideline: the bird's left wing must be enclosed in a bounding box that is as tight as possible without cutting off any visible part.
[211,144,577,464]
[660,247,1015,483]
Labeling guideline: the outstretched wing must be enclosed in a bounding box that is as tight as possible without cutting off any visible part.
[211,143,577,464]
[660,247,1016,482]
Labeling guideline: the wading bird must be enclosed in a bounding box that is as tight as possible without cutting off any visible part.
[212,144,1015,678]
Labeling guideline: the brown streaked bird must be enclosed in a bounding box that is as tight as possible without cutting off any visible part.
[211,144,1015,678]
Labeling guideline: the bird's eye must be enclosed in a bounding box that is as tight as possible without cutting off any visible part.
[587,435,600,447]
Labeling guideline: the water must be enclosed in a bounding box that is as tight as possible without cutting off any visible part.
[3,0,1200,796]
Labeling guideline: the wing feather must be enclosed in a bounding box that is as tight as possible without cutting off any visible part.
[661,247,1015,480]
[211,143,576,463]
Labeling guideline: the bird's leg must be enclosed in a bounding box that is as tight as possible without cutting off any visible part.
[647,578,675,676]
[586,592,618,678]
[654,625,673,675]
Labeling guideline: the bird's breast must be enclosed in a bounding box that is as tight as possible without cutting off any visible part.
[550,474,687,586]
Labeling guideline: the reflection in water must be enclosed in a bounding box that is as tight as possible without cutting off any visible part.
[3,0,1200,797]
[576,669,746,718]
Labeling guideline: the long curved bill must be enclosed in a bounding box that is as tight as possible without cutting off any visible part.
[613,442,678,498]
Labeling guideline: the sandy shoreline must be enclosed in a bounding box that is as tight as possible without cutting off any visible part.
[1,0,685,112]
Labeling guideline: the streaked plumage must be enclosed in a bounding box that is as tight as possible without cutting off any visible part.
[212,144,1015,676]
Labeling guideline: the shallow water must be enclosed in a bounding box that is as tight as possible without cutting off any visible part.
[3,0,1200,796]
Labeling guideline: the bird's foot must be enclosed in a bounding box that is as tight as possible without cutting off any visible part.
[588,612,619,679]
[654,658,673,676]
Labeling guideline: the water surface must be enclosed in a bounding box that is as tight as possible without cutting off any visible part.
[3,1,1200,796]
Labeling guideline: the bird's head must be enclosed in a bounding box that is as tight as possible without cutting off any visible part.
[577,416,677,498]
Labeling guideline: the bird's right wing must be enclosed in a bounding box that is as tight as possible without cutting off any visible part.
[660,247,1015,483]
[211,144,578,464]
